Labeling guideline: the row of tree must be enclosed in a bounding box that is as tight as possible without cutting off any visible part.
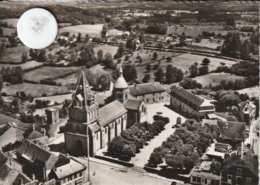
[147,124,214,170]
[154,65,184,84]
[189,58,210,78]
[108,116,169,161]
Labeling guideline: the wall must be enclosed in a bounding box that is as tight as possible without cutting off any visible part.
[65,132,88,156]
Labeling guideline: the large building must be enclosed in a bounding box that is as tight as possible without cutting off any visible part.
[170,86,215,118]
[65,69,146,157]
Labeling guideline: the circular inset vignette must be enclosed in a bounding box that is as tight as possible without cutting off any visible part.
[17,8,57,49]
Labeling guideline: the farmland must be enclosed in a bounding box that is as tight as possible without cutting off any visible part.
[0,60,44,71]
[23,66,82,83]
[238,86,260,98]
[193,72,245,87]
[59,24,104,37]
[167,24,230,37]
[2,83,71,97]
[0,45,28,64]
[93,44,118,57]
[0,18,18,27]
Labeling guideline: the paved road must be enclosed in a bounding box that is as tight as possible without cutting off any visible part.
[77,157,178,185]
[132,103,186,167]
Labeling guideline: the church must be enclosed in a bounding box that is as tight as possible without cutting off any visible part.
[65,67,146,157]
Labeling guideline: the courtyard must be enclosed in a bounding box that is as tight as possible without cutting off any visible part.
[132,103,186,167]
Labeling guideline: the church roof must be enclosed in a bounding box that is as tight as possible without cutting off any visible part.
[114,67,128,89]
[129,83,165,96]
[89,122,101,133]
[124,99,143,110]
[99,100,127,127]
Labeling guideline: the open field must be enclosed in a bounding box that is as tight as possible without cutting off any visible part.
[193,72,245,87]
[0,60,44,71]
[23,66,82,83]
[0,18,18,27]
[59,24,104,37]
[2,83,72,97]
[192,39,223,49]
[94,44,118,57]
[0,45,28,64]
[1,27,16,36]
[168,24,230,37]
[238,86,260,98]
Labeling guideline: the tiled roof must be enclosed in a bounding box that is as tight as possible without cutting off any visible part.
[222,149,258,177]
[129,83,165,96]
[89,122,101,133]
[124,99,142,110]
[99,100,127,127]
[26,130,44,140]
[218,121,246,141]
[171,86,204,106]
[17,140,58,169]
[0,126,25,148]
[52,158,85,179]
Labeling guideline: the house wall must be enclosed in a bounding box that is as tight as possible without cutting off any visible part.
[56,170,86,185]
[134,92,169,104]
[222,165,258,185]
[65,132,88,156]
[190,175,220,185]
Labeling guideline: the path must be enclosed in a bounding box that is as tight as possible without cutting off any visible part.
[132,103,186,167]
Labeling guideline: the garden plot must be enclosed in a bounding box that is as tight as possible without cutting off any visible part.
[2,83,71,97]
[23,66,82,83]
[59,24,104,37]
[193,72,245,87]
[93,44,118,57]
[0,60,44,71]
[0,45,29,64]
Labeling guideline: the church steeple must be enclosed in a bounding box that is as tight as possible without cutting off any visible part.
[69,71,98,124]
[112,66,129,103]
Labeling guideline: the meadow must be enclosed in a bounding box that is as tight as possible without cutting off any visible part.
[0,45,28,64]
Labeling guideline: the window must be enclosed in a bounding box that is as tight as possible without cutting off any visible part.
[246,177,251,185]
[237,168,242,176]
[228,174,232,180]
[96,133,99,140]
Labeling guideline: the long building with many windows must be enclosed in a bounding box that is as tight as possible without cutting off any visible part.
[170,86,215,119]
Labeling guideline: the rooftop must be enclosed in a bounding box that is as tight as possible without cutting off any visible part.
[218,121,246,141]
[99,100,127,127]
[124,99,143,111]
[129,82,165,96]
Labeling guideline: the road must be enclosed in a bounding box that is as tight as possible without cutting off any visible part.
[77,157,182,185]
[132,103,186,167]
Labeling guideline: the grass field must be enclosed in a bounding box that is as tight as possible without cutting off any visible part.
[23,66,82,83]
[1,27,16,36]
[193,72,245,87]
[0,18,18,27]
[238,86,260,98]
[0,45,29,64]
[94,44,119,57]
[167,24,229,37]
[59,24,104,37]
[0,60,44,71]
[192,39,223,49]
[2,83,72,97]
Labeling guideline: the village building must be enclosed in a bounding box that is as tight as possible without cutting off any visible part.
[170,86,215,118]
[64,71,128,157]
[129,82,169,104]
[218,121,246,148]
[0,150,33,185]
[190,161,221,185]
[221,149,258,185]
[205,142,232,161]
[238,100,256,126]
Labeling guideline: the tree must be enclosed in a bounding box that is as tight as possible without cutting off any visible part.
[154,68,164,83]
[123,64,137,82]
[165,65,184,84]
[103,52,114,69]
[142,74,150,83]
[148,151,163,167]
[201,58,210,66]
[77,32,81,42]
[179,32,186,46]
[101,24,108,39]
[189,64,198,78]
[219,92,241,109]
[240,39,251,60]
[146,64,151,72]
[198,65,209,76]
[97,50,104,63]
[96,74,110,91]
[179,78,202,89]
[114,42,125,59]
[221,32,242,58]
[21,51,27,63]
[152,52,158,60]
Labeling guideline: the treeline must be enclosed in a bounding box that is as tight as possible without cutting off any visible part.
[154,65,184,84]
[145,24,167,35]
[1,66,23,84]
[221,31,259,60]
